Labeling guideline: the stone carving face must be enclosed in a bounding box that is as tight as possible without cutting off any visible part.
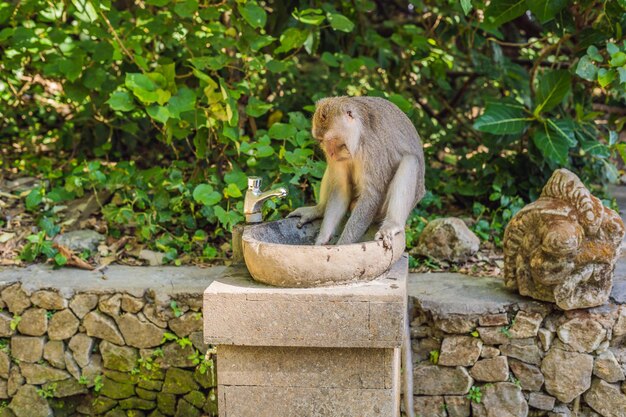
[503,169,625,310]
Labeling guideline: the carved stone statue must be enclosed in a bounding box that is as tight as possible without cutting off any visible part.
[503,169,624,310]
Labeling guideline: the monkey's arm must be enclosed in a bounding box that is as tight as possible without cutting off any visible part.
[336,187,383,245]
[287,166,333,228]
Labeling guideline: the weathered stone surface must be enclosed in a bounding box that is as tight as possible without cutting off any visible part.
[82,354,103,386]
[413,364,473,395]
[54,229,104,252]
[1,285,31,315]
[477,326,509,345]
[480,346,500,358]
[157,392,177,415]
[413,337,441,362]
[584,378,626,417]
[161,342,196,368]
[162,368,198,395]
[594,350,625,383]
[479,313,509,327]
[20,363,70,385]
[444,396,470,417]
[0,379,8,400]
[11,336,44,363]
[414,217,480,262]
[31,290,67,310]
[43,340,65,369]
[438,336,482,366]
[100,340,138,372]
[471,383,528,417]
[7,367,23,396]
[64,350,81,380]
[143,304,168,328]
[184,390,205,408]
[538,328,554,351]
[541,348,593,403]
[614,308,626,336]
[99,293,122,317]
[509,359,544,391]
[138,379,163,391]
[168,312,203,338]
[528,392,555,411]
[48,309,80,340]
[503,169,625,309]
[117,313,165,348]
[0,313,13,337]
[194,366,216,389]
[119,397,156,410]
[557,318,606,353]
[434,316,477,334]
[0,351,9,379]
[470,356,509,382]
[414,396,445,417]
[69,293,99,319]
[16,308,47,336]
[137,387,157,400]
[177,399,201,417]
[509,311,543,338]
[68,333,94,368]
[121,294,145,313]
[46,378,88,397]
[91,397,118,414]
[99,376,136,399]
[500,339,542,365]
[83,311,125,344]
[8,385,52,417]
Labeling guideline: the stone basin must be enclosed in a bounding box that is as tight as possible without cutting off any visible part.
[241,217,405,287]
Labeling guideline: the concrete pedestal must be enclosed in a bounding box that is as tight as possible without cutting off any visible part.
[203,254,408,417]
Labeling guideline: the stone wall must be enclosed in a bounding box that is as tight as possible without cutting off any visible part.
[409,272,626,417]
[0,265,224,417]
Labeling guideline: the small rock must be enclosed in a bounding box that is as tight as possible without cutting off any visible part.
[157,392,176,415]
[104,369,139,385]
[121,294,145,314]
[176,399,200,417]
[119,397,156,410]
[162,368,199,395]
[138,379,163,391]
[99,377,136,400]
[90,397,118,414]
[477,327,510,345]
[509,359,544,391]
[99,294,122,317]
[184,390,206,408]
[64,350,81,380]
[471,382,528,417]
[509,311,543,338]
[83,311,125,345]
[17,308,47,336]
[614,308,626,337]
[136,387,157,400]
[68,333,94,368]
[414,396,446,417]
[7,367,23,396]
[0,379,7,400]
[69,294,99,319]
[479,313,509,327]
[189,331,208,353]
[19,363,70,385]
[434,316,478,334]
[1,284,31,315]
[500,339,542,365]
[541,347,593,403]
[45,378,87,397]
[557,318,606,353]
[54,229,104,252]
[168,312,203,338]
[48,309,79,340]
[470,356,509,382]
[444,395,470,417]
[0,313,13,337]
[11,336,44,363]
[138,249,165,266]
[412,337,441,362]
[161,342,196,368]
[43,340,66,369]
[116,313,165,348]
[8,385,52,417]
[538,328,554,351]
[438,336,483,367]
[481,346,500,359]
[414,217,480,262]
[142,304,168,328]
[194,366,217,389]
[82,354,103,386]
[0,351,10,378]
[100,340,138,373]
[594,350,625,383]
[584,378,626,417]
[31,290,67,310]
[528,392,555,411]
[413,364,473,395]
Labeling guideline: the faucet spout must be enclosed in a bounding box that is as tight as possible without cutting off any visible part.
[243,177,288,223]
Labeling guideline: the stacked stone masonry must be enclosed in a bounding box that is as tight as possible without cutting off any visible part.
[0,265,222,417]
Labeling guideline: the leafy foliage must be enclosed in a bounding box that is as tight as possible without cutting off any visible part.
[1,0,625,264]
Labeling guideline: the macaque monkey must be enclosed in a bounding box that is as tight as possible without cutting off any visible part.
[288,96,426,249]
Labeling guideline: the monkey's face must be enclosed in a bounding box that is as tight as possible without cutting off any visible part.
[312,99,361,162]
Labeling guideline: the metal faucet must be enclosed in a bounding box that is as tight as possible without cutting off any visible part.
[243,177,288,223]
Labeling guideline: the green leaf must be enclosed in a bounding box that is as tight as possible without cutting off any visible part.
[268,123,297,139]
[293,8,325,25]
[388,94,412,113]
[609,52,626,67]
[146,105,170,123]
[246,97,273,117]
[275,28,308,54]
[327,12,355,32]
[598,68,616,87]
[25,188,43,210]
[607,43,619,55]
[587,45,604,62]
[546,119,577,147]
[473,102,532,134]
[526,0,567,23]
[192,184,222,206]
[71,0,98,22]
[174,0,198,18]
[484,0,527,28]
[224,171,248,189]
[224,183,242,198]
[58,57,83,82]
[167,87,196,118]
[239,3,266,28]
[146,0,169,5]
[575,56,597,81]
[460,0,473,15]
[534,70,571,115]
[107,91,135,112]
[532,121,574,164]
[125,73,171,105]
[618,68,626,84]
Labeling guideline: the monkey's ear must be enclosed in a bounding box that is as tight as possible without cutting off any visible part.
[346,110,354,119]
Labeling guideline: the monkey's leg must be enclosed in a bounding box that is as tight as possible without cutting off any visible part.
[336,188,383,245]
[375,155,419,249]
[315,165,351,245]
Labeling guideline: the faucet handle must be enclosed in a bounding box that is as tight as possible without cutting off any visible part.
[247,176,262,192]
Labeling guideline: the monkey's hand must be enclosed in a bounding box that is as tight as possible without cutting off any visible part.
[375,223,404,250]
[287,206,323,228]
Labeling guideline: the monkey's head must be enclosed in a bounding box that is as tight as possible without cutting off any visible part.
[312,97,362,162]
